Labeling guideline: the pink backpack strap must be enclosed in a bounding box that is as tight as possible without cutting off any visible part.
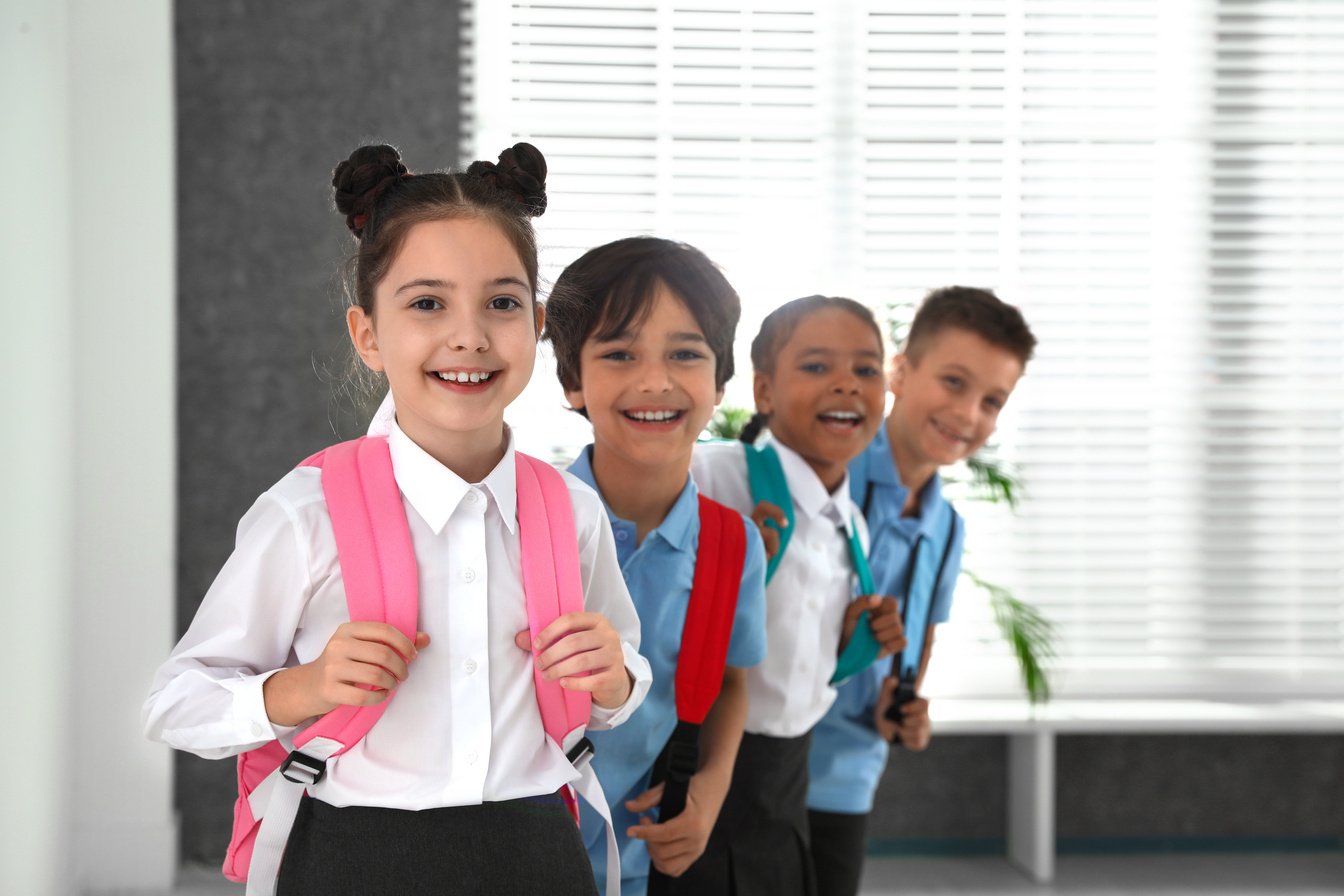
[287,436,419,779]
[515,452,591,756]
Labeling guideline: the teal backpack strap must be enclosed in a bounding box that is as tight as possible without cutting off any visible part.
[742,442,794,583]
[830,520,881,683]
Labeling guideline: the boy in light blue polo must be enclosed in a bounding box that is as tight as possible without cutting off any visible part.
[543,236,767,896]
[806,286,1036,896]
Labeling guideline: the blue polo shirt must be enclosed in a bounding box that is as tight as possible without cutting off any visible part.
[569,447,768,895]
[806,425,964,814]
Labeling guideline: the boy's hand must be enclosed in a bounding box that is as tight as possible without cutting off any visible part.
[749,500,789,561]
[265,623,430,726]
[625,776,720,877]
[514,612,633,709]
[838,595,906,656]
[875,676,931,750]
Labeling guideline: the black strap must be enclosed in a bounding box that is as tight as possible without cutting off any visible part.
[886,508,959,733]
[646,720,701,895]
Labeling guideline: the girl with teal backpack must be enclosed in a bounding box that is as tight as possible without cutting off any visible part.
[683,296,908,896]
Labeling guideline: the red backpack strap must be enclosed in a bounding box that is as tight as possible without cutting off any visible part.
[515,452,591,757]
[290,436,419,775]
[677,495,748,723]
[649,494,749,873]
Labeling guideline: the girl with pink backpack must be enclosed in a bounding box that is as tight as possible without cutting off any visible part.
[143,142,650,896]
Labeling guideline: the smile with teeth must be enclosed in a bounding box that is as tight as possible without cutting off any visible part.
[435,370,495,384]
[818,410,862,427]
[624,409,683,422]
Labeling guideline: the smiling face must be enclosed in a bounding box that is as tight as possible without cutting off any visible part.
[566,283,721,479]
[346,216,541,471]
[887,325,1024,481]
[754,306,886,492]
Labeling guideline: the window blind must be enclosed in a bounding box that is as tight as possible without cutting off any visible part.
[464,0,1344,700]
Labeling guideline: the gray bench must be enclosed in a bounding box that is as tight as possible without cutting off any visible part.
[927,698,1344,883]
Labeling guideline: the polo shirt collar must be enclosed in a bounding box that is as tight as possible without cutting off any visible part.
[568,445,698,552]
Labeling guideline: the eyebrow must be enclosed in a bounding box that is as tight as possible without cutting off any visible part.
[393,276,529,296]
[594,330,708,345]
[797,346,883,361]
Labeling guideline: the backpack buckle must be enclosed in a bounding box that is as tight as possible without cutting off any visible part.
[664,735,699,783]
[565,736,595,769]
[279,749,327,786]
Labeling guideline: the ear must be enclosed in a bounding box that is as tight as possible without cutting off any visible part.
[752,370,774,416]
[347,305,383,372]
[533,300,546,338]
[887,354,908,398]
[563,383,586,416]
[714,385,725,407]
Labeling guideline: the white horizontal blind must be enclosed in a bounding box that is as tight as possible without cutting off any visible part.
[464,0,1344,699]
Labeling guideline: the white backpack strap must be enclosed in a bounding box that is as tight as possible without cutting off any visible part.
[244,736,344,896]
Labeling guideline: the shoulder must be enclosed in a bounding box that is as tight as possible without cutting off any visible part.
[252,465,329,528]
[556,466,609,537]
[691,441,749,497]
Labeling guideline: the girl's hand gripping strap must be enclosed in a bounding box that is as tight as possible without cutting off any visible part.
[741,442,794,584]
[515,454,621,896]
[829,524,880,683]
[246,437,419,895]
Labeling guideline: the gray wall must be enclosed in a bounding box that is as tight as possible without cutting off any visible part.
[175,0,462,860]
[174,0,1342,865]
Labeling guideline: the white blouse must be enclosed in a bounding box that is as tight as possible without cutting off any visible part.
[144,422,652,810]
[691,438,866,738]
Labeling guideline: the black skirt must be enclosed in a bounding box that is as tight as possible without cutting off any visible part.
[276,792,598,896]
[660,730,816,896]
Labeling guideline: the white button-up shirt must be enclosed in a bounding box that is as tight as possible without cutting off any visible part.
[144,422,651,809]
[691,438,866,738]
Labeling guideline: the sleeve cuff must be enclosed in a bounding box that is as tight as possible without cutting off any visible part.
[221,668,300,744]
[587,641,652,730]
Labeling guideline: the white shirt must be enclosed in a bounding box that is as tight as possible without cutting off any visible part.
[691,438,866,738]
[144,422,652,809]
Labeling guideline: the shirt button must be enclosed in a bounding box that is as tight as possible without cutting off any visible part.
[465,658,478,675]
[250,722,266,738]
[466,750,479,765]
[615,529,629,542]
[462,567,476,583]
[465,490,479,505]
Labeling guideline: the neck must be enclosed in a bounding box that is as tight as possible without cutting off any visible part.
[402,418,509,484]
[885,414,936,516]
[589,442,689,544]
[771,435,847,495]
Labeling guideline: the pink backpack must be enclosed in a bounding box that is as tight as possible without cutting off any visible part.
[224,436,595,892]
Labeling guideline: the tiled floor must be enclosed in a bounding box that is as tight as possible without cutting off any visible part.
[857,853,1344,895]
[174,852,1344,895]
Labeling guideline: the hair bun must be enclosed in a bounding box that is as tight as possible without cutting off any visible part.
[332,144,410,238]
[467,142,548,217]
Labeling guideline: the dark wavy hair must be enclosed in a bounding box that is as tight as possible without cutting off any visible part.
[544,236,742,406]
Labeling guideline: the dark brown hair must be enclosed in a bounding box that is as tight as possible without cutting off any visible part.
[332,142,548,316]
[544,236,742,400]
[904,286,1036,367]
[740,295,884,444]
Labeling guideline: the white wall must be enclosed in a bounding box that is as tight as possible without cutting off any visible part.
[1,1,177,893]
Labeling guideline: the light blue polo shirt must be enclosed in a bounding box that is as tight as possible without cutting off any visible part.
[569,446,768,895]
[806,425,965,814]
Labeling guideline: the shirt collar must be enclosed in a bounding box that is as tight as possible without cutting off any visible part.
[769,436,854,534]
[863,423,948,540]
[568,445,699,552]
[385,420,519,535]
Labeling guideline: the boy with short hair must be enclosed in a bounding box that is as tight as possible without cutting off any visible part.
[806,286,1037,896]
[544,236,768,896]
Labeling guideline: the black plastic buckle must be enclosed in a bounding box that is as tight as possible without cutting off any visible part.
[660,719,701,782]
[566,736,595,767]
[884,676,919,739]
[279,750,327,786]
